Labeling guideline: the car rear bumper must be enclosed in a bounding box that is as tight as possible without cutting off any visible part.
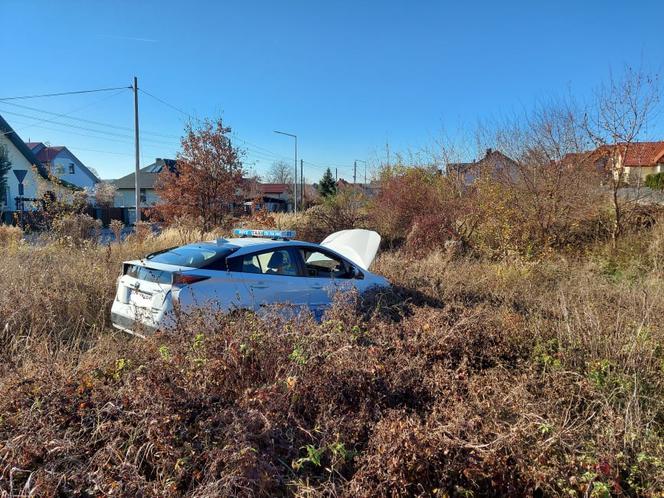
[110,310,157,337]
[110,298,171,336]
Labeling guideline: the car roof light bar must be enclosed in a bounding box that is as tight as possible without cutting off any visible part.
[232,228,296,240]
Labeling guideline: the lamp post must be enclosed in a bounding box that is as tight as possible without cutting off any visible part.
[273,130,297,213]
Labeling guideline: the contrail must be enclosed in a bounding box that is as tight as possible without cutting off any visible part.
[98,34,158,43]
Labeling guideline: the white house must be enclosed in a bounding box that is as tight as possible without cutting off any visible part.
[112,158,177,223]
[26,142,99,190]
[0,114,79,222]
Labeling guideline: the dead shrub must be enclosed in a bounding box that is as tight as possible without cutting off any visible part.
[51,213,102,247]
[0,222,664,496]
[305,188,368,240]
[132,220,153,243]
[369,166,478,254]
[0,224,22,247]
[109,219,124,243]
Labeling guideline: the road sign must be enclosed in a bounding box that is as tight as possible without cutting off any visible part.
[13,170,27,184]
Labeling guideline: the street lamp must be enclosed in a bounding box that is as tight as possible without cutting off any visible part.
[273,130,298,213]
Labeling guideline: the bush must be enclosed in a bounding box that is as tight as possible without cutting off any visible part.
[306,188,368,238]
[645,172,664,190]
[51,213,102,247]
[132,220,153,243]
[1,213,664,496]
[0,224,22,247]
[369,167,476,253]
[109,219,124,243]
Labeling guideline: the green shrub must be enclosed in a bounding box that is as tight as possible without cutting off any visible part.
[645,172,664,190]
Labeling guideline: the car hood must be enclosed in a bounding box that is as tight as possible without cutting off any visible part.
[320,229,381,270]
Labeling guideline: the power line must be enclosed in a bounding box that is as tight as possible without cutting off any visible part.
[30,84,356,177]
[135,89,342,171]
[0,86,131,101]
[5,117,175,154]
[0,89,127,136]
[139,88,192,118]
[0,99,180,138]
[0,108,178,147]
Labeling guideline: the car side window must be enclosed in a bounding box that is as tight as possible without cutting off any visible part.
[228,249,300,276]
[298,248,353,279]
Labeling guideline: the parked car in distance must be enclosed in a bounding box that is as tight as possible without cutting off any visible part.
[111,228,389,336]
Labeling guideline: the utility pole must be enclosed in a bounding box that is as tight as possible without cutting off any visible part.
[133,76,141,223]
[274,130,297,213]
[335,168,338,181]
[300,159,304,208]
[353,160,357,185]
[354,159,367,186]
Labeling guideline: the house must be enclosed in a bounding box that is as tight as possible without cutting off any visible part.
[25,142,99,190]
[334,178,380,197]
[610,142,664,185]
[112,158,177,215]
[243,181,292,212]
[562,142,664,185]
[447,149,519,185]
[0,114,77,222]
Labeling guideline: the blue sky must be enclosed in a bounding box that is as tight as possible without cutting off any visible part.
[1,0,662,181]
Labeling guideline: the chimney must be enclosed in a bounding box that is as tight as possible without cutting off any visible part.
[485,148,493,157]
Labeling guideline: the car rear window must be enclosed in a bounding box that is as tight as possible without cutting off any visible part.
[145,244,236,268]
[125,264,172,284]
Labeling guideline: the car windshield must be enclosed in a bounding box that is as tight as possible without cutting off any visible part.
[145,244,236,268]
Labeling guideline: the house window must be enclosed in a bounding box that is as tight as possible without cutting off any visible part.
[68,163,75,174]
[55,164,65,175]
[140,188,147,203]
[1,186,8,207]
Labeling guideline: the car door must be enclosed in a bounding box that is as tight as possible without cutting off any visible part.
[295,246,362,317]
[227,247,309,313]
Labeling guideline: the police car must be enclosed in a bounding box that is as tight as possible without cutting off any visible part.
[111,228,388,335]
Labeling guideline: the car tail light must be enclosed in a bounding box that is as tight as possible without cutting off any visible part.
[171,273,210,287]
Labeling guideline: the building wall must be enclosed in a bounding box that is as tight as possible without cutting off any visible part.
[1,135,43,211]
[624,166,658,184]
[114,188,160,208]
[49,149,98,190]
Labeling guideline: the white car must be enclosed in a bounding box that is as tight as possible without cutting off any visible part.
[111,228,389,335]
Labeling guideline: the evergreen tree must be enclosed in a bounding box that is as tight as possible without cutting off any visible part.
[317,167,337,198]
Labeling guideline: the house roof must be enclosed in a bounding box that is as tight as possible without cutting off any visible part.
[34,146,65,163]
[257,183,289,194]
[112,158,177,189]
[0,115,50,180]
[26,142,100,182]
[622,141,664,167]
[447,149,517,176]
[0,114,79,190]
[562,142,664,169]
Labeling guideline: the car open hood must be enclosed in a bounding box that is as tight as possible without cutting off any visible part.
[320,229,381,270]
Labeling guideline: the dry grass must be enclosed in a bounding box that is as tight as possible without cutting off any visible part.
[0,226,663,496]
[0,224,22,247]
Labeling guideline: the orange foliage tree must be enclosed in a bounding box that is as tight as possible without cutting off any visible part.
[155,118,244,231]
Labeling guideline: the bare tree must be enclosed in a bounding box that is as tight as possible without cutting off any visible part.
[582,66,660,247]
[470,99,605,252]
[267,160,293,186]
[94,181,117,209]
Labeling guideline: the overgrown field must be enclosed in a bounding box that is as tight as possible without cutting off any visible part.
[0,224,663,497]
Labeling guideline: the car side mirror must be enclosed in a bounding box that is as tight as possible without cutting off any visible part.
[353,267,364,280]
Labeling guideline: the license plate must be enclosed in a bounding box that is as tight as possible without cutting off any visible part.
[130,289,153,308]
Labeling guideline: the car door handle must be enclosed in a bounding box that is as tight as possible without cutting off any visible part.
[250,283,268,289]
[310,283,324,290]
